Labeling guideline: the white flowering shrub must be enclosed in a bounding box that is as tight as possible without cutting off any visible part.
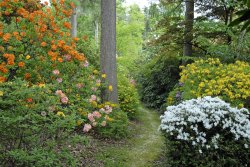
[160,96,250,166]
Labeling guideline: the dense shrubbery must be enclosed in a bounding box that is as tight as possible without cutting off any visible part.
[0,79,80,166]
[0,1,131,165]
[118,74,139,120]
[96,109,129,139]
[160,96,250,167]
[137,55,180,111]
[168,58,250,109]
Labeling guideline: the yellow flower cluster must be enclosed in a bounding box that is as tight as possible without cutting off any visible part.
[177,58,250,108]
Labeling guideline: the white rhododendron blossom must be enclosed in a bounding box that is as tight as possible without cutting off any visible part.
[160,96,250,149]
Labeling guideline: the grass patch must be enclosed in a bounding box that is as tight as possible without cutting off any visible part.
[94,106,165,167]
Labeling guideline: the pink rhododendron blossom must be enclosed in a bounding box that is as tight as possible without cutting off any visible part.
[99,108,105,113]
[83,124,92,132]
[83,60,89,67]
[56,78,63,83]
[105,105,110,110]
[53,69,60,75]
[88,113,95,122]
[90,95,97,102]
[63,54,71,61]
[93,111,102,118]
[104,109,112,114]
[76,83,84,89]
[55,90,63,96]
[61,96,68,104]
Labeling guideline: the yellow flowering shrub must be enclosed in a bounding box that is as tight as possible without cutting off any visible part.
[168,58,250,109]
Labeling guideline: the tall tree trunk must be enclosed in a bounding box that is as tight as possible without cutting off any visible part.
[227,8,234,44]
[95,20,99,47]
[71,7,77,38]
[183,0,194,57]
[100,0,118,103]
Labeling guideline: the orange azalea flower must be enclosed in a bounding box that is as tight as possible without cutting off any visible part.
[3,33,11,42]
[3,53,15,65]
[4,11,10,16]
[0,63,8,73]
[41,42,47,47]
[0,76,6,83]
[18,62,25,67]
[13,31,19,36]
[73,37,79,42]
[51,45,57,50]
[70,2,76,8]
[58,57,63,63]
[20,32,26,37]
[63,22,71,29]
[66,32,70,37]
[59,0,65,5]
[57,40,65,47]
[24,73,31,80]
[16,17,21,22]
[26,98,33,103]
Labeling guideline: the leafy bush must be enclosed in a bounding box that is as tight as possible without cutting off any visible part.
[0,79,80,166]
[160,96,250,167]
[137,55,180,111]
[96,109,129,139]
[168,58,250,109]
[118,74,139,120]
[0,1,85,84]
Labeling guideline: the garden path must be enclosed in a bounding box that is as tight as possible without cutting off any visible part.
[95,106,165,167]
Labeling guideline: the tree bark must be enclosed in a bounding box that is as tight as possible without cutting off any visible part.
[183,0,194,57]
[95,20,99,47]
[100,0,118,103]
[71,7,77,38]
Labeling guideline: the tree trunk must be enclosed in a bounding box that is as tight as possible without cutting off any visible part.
[100,0,118,103]
[183,0,194,57]
[71,7,77,38]
[95,20,99,47]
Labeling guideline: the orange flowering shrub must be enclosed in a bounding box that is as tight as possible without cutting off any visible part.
[0,0,84,83]
[0,0,128,135]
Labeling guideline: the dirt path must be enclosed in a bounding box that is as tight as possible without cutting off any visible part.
[95,106,165,167]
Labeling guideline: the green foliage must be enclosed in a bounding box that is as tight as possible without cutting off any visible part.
[118,74,139,120]
[96,109,129,139]
[137,54,180,111]
[0,79,82,166]
[163,136,249,167]
[229,0,250,32]
[117,4,144,58]
[76,37,99,69]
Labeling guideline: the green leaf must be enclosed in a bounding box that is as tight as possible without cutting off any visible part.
[241,20,250,30]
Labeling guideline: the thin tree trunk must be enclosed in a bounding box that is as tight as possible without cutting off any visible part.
[71,7,77,38]
[100,0,118,103]
[183,0,194,57]
[227,8,234,44]
[95,20,99,47]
